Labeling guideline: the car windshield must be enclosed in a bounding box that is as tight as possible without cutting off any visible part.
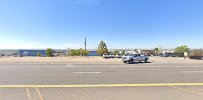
[126,54,134,56]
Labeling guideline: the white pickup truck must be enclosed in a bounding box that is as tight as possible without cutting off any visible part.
[122,54,149,64]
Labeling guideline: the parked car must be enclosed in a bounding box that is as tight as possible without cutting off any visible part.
[12,55,23,57]
[103,53,109,58]
[116,54,122,58]
[122,53,149,64]
[160,53,176,57]
[109,54,115,58]
[12,54,18,57]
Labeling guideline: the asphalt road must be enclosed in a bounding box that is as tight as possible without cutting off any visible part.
[0,62,203,100]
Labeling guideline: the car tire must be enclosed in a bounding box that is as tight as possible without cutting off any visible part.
[145,58,148,63]
[129,59,134,64]
[123,61,127,63]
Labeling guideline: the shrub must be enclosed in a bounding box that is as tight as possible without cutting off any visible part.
[37,52,42,57]
[46,48,53,57]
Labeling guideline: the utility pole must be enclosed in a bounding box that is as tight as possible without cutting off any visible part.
[85,38,87,51]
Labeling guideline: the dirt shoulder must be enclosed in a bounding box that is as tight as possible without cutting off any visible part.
[0,56,202,64]
[0,57,122,64]
[150,56,203,64]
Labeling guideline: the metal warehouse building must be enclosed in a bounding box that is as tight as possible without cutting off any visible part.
[18,49,100,57]
[87,51,100,56]
[19,50,46,56]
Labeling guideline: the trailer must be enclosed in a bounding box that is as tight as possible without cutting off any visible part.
[190,49,203,60]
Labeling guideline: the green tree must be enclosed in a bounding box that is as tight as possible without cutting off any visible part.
[84,50,89,56]
[134,49,139,53]
[69,49,88,56]
[79,48,89,56]
[82,50,89,56]
[69,49,76,56]
[37,52,42,57]
[79,48,84,56]
[82,49,89,56]
[97,41,108,56]
[154,47,161,56]
[46,48,53,57]
[114,50,119,55]
[109,51,113,55]
[69,49,80,56]
[75,49,80,56]
[175,45,190,57]
[121,50,126,55]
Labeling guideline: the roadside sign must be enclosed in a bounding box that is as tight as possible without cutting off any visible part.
[184,52,188,57]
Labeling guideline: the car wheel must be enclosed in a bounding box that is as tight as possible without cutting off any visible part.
[129,59,134,64]
[123,61,127,63]
[145,58,148,63]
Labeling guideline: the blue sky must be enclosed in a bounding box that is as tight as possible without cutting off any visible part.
[0,0,203,49]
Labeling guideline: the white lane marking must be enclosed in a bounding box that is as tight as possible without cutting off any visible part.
[111,66,200,68]
[170,86,203,96]
[2,83,203,88]
[35,88,44,100]
[73,72,102,74]
[182,71,203,73]
[25,87,32,100]
[66,64,72,67]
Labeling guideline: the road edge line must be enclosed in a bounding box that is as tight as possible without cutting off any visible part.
[1,83,203,88]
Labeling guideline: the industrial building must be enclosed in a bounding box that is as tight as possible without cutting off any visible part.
[86,50,100,56]
[19,50,46,56]
[18,49,99,57]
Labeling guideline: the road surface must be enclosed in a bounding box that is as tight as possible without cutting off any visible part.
[0,62,203,100]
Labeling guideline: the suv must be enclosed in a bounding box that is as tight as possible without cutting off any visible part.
[122,53,149,64]
[103,53,109,58]
[116,54,122,58]
[109,54,115,58]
